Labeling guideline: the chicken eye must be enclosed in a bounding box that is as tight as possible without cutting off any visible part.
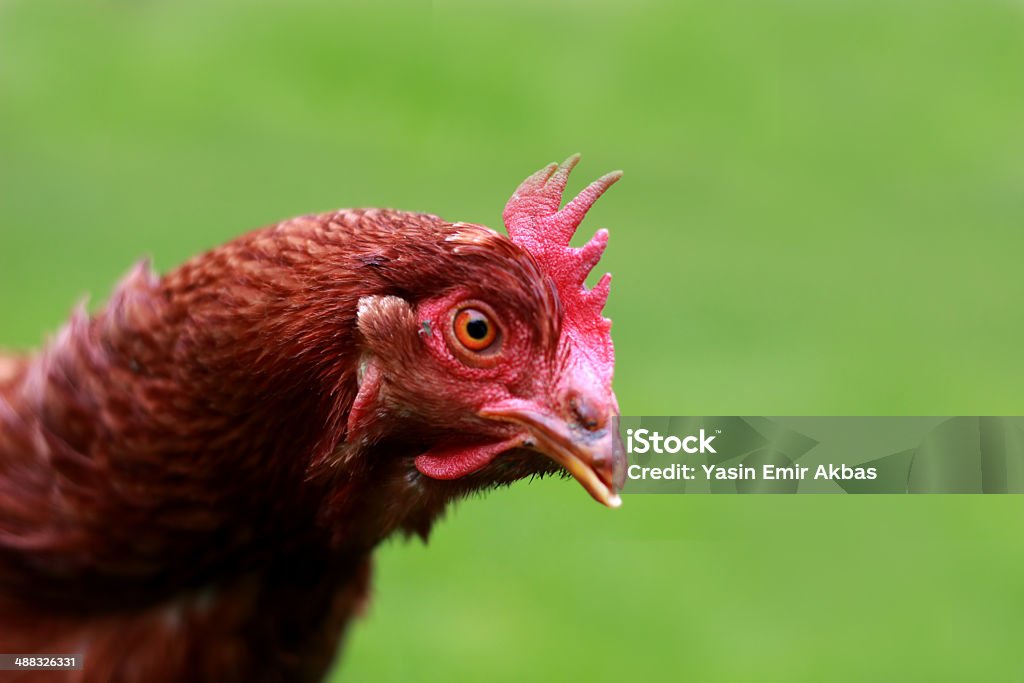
[453,307,497,352]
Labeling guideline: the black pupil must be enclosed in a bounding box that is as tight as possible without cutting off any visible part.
[466,317,489,340]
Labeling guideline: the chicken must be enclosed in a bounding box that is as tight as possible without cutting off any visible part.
[0,155,625,682]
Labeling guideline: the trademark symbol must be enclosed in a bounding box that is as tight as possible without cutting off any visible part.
[716,430,722,434]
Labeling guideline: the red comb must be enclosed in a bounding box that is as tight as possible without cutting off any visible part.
[503,154,621,325]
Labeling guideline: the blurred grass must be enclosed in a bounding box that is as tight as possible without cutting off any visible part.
[2,0,1024,680]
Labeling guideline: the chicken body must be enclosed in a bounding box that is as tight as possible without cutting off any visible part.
[0,159,624,682]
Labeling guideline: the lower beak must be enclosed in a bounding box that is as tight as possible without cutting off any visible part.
[480,403,626,508]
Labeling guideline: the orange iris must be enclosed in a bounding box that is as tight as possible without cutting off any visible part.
[453,308,497,352]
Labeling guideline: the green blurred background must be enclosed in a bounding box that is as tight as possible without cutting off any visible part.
[2,0,1024,680]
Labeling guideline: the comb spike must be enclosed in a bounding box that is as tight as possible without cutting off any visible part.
[524,162,559,191]
[546,153,581,203]
[503,162,559,231]
[575,229,609,282]
[503,156,620,391]
[589,272,612,311]
[550,171,622,245]
[505,158,620,245]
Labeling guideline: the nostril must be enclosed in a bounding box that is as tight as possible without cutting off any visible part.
[568,392,604,431]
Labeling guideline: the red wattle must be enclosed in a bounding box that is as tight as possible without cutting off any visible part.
[414,439,518,480]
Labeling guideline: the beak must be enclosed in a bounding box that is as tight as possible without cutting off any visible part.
[480,399,626,508]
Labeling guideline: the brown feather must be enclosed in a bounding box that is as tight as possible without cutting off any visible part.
[0,208,563,682]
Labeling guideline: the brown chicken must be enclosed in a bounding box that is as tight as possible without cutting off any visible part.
[0,156,625,682]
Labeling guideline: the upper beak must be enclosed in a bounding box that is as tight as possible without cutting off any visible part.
[480,400,626,508]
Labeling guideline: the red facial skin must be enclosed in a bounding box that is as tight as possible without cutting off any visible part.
[0,157,622,682]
